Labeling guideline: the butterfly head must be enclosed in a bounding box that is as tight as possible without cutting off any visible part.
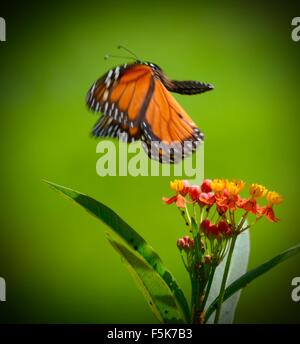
[148,62,161,70]
[137,61,162,72]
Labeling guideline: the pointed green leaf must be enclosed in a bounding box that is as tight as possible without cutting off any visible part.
[107,235,186,323]
[46,181,190,323]
[205,243,300,322]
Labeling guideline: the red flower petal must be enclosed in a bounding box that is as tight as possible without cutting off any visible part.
[260,206,279,223]
[199,192,215,206]
[176,194,186,208]
[162,195,178,205]
[238,198,258,214]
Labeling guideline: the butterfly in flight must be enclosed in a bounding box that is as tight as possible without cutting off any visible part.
[86,47,213,163]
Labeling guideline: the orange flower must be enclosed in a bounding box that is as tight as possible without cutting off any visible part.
[215,191,241,212]
[163,180,190,208]
[163,194,186,208]
[238,198,258,214]
[266,191,283,205]
[258,191,283,222]
[258,205,279,223]
[211,179,227,193]
[226,180,245,196]
[249,183,267,199]
[170,179,189,196]
[198,192,215,206]
[209,179,244,213]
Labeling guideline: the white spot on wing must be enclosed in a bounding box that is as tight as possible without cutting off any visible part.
[103,90,109,101]
[114,66,120,79]
[90,83,96,93]
[105,70,113,82]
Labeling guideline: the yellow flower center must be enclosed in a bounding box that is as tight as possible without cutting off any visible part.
[266,191,283,205]
[170,180,185,193]
[249,183,267,198]
[211,179,227,192]
[226,180,245,195]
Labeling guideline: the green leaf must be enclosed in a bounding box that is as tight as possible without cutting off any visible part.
[205,243,300,322]
[205,229,250,323]
[107,236,186,323]
[46,181,190,323]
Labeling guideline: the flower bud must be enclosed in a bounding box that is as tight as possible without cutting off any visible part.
[209,224,219,237]
[200,219,211,232]
[183,235,190,243]
[201,179,212,193]
[225,228,232,236]
[177,238,185,250]
[217,220,229,234]
[189,185,201,201]
[177,236,194,251]
[204,255,212,264]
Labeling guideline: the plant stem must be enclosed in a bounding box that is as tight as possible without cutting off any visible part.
[236,211,248,233]
[201,265,217,313]
[191,275,205,324]
[214,235,237,324]
[185,204,191,226]
[180,251,189,271]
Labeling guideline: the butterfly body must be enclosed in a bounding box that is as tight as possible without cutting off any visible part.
[86,61,213,163]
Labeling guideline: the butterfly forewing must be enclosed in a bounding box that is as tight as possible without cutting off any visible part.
[87,63,155,142]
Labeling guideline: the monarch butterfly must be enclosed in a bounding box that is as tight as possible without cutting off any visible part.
[86,52,213,163]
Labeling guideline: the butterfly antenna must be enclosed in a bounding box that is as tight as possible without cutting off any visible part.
[117,45,139,60]
[104,53,136,61]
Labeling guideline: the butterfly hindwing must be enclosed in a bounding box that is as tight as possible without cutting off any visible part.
[141,79,204,163]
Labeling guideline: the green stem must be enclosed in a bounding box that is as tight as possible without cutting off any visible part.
[180,251,189,271]
[185,204,191,226]
[201,264,217,313]
[191,275,199,323]
[191,275,205,324]
[236,211,248,233]
[178,208,189,227]
[214,235,237,324]
[190,214,205,324]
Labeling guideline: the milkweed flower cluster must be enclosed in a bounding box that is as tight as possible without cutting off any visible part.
[163,178,283,228]
[163,178,283,323]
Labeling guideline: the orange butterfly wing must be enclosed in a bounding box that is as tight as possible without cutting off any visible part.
[86,62,204,163]
[141,79,203,163]
[87,64,154,142]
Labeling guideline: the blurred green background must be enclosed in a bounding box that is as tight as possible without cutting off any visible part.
[0,0,300,323]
